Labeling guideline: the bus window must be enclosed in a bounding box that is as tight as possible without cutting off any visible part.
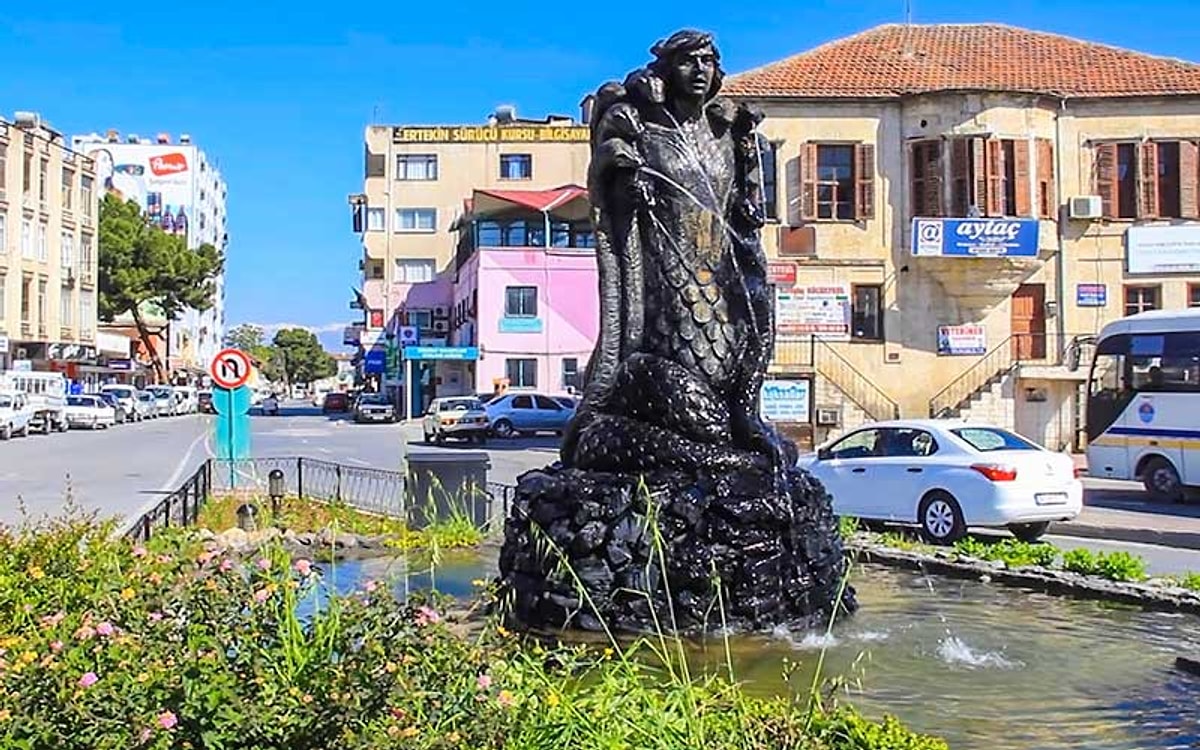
[1086,334,1133,441]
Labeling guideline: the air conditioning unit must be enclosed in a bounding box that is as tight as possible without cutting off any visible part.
[432,305,449,319]
[816,407,841,426]
[1068,196,1103,220]
[432,320,450,334]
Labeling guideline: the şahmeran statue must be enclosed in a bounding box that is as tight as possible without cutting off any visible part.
[497,30,856,633]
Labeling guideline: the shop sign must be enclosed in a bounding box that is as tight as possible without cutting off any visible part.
[393,125,589,144]
[363,349,386,374]
[1126,225,1200,274]
[767,262,797,287]
[937,325,986,356]
[402,346,479,361]
[1076,283,1107,307]
[499,317,544,333]
[775,284,851,340]
[912,218,1039,258]
[760,379,811,423]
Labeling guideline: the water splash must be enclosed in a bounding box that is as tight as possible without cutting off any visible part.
[937,636,1020,670]
[851,630,890,643]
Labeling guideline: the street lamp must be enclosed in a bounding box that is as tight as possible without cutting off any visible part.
[236,501,259,531]
[268,468,285,521]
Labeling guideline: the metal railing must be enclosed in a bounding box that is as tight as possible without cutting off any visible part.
[773,335,900,421]
[126,462,211,544]
[928,331,1090,418]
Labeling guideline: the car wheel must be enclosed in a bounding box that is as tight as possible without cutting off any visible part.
[423,431,433,444]
[435,430,446,444]
[493,419,514,439]
[0,425,10,441]
[1008,521,1051,543]
[1143,457,1184,503]
[918,491,966,545]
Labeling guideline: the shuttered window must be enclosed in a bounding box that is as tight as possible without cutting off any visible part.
[947,137,1032,218]
[1036,139,1056,219]
[799,142,875,222]
[1094,140,1200,219]
[910,140,943,218]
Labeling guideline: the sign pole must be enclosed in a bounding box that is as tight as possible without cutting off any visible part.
[227,387,236,488]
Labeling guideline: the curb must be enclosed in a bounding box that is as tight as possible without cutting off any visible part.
[1050,521,1200,552]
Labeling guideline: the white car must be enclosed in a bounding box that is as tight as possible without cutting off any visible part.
[64,395,117,430]
[798,419,1083,545]
[0,390,34,440]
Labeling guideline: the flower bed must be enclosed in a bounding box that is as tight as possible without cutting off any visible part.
[0,514,942,749]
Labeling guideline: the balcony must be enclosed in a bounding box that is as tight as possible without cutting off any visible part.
[61,327,74,341]
[909,217,1050,311]
[80,329,94,343]
[20,321,31,337]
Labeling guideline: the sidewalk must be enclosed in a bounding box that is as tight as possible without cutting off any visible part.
[1051,476,1200,551]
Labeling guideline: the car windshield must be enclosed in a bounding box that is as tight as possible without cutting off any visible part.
[951,427,1039,452]
[67,396,92,407]
[360,394,387,404]
[440,399,483,412]
[151,388,171,397]
[137,393,152,400]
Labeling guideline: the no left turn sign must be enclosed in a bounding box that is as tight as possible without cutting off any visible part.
[210,348,253,390]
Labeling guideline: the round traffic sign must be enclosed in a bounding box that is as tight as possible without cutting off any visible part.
[209,348,253,390]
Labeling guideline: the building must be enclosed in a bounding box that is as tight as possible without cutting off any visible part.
[0,112,101,376]
[451,186,598,396]
[70,130,228,381]
[349,107,591,413]
[723,23,1200,450]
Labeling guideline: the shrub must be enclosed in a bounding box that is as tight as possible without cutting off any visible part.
[952,538,1058,569]
[1061,548,1147,582]
[837,516,860,539]
[1178,572,1200,591]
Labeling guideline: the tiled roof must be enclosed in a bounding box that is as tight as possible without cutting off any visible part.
[724,24,1200,99]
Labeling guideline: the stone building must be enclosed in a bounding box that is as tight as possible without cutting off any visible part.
[724,23,1200,450]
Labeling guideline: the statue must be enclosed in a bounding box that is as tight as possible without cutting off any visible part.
[497,30,856,634]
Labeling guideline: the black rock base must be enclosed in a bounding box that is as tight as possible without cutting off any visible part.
[496,464,857,634]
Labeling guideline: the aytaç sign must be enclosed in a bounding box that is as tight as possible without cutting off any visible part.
[912,218,1039,258]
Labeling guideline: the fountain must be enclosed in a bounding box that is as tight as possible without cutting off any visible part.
[496,29,855,634]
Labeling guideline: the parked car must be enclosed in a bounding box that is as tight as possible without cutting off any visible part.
[797,419,1083,545]
[100,384,142,422]
[97,392,130,424]
[64,395,117,430]
[322,392,350,414]
[0,390,34,440]
[354,393,395,424]
[198,390,215,414]
[423,397,490,444]
[135,390,160,419]
[148,387,175,416]
[486,392,576,438]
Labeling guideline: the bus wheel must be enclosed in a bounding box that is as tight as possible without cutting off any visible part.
[1143,457,1184,503]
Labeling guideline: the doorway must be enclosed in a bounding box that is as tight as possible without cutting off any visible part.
[1011,284,1047,360]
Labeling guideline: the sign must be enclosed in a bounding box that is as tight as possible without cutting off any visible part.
[209,348,253,389]
[12,360,31,372]
[108,359,133,371]
[760,379,812,423]
[73,142,197,245]
[1126,225,1200,274]
[499,317,544,333]
[343,326,362,346]
[212,386,252,462]
[369,310,385,328]
[775,284,851,340]
[397,326,420,345]
[912,218,1040,258]
[402,346,479,361]
[363,348,386,374]
[1076,283,1107,307]
[937,325,986,356]
[393,125,590,144]
[767,261,797,287]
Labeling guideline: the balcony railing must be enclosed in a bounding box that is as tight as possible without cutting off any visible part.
[20,321,31,337]
[772,335,900,422]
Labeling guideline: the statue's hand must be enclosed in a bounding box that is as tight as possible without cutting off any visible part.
[732,103,765,137]
[594,137,643,176]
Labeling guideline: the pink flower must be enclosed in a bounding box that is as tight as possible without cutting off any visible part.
[49,640,63,653]
[157,711,178,730]
[132,546,148,558]
[293,559,312,577]
[415,606,441,626]
[41,611,66,628]
[256,558,271,571]
[253,588,271,604]
[139,728,152,743]
[364,580,378,593]
[95,622,115,637]
[196,551,217,566]
[78,671,99,688]
[74,625,95,640]
[476,674,492,690]
[148,612,163,623]
[157,555,172,565]
[219,558,234,573]
[497,690,515,707]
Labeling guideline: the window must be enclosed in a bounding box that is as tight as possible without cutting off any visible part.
[394,208,436,232]
[60,286,73,326]
[0,273,5,322]
[20,278,30,321]
[505,359,537,388]
[505,286,538,317]
[950,427,1039,452]
[910,140,942,217]
[851,284,883,341]
[364,147,385,178]
[61,168,74,209]
[1123,332,1200,393]
[562,358,580,390]
[406,309,433,330]
[365,207,385,232]
[80,235,93,280]
[21,219,32,259]
[882,428,939,457]
[825,428,883,460]
[500,154,532,180]
[1124,285,1160,316]
[0,214,6,254]
[1190,284,1200,308]
[37,223,47,262]
[393,258,435,284]
[22,151,32,193]
[1036,139,1056,219]
[0,154,6,192]
[80,177,93,216]
[1095,140,1200,219]
[510,394,534,409]
[758,136,779,220]
[38,159,47,201]
[534,395,562,411]
[80,289,93,338]
[60,232,73,268]
[801,142,874,221]
[950,137,1029,217]
[37,280,46,326]
[396,154,438,181]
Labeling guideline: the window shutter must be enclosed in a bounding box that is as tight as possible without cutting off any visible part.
[854,143,875,220]
[950,139,970,216]
[986,139,1006,216]
[800,142,819,221]
[924,143,943,217]
[1094,143,1118,218]
[1036,139,1055,219]
[973,138,990,215]
[1139,141,1159,219]
[1180,140,1200,219]
[1013,140,1032,217]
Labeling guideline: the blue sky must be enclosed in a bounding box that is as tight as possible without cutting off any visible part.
[2,1,1198,351]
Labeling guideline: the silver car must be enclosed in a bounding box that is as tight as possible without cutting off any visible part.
[422,397,490,444]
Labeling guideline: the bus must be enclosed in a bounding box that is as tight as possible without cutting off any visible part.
[1085,308,1200,502]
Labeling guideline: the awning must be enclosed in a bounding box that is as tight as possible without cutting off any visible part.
[471,185,588,221]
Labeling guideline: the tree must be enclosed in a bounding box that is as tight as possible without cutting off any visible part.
[98,194,224,383]
[225,323,282,382]
[272,328,335,386]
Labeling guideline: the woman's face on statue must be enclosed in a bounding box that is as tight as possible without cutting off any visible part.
[669,46,716,99]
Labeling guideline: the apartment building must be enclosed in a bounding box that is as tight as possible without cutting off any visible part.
[724,23,1200,450]
[0,112,100,374]
[70,130,229,381]
[350,107,590,413]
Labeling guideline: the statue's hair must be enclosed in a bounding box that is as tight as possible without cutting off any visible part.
[648,29,725,101]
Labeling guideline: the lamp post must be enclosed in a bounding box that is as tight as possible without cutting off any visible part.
[236,501,258,531]
[268,468,285,525]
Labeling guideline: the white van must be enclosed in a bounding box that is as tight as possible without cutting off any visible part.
[171,385,198,415]
[0,371,68,433]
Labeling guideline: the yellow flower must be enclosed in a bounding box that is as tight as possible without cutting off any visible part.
[136,673,149,683]
[301,694,314,704]
[27,567,44,581]
[471,579,487,587]
[0,709,10,722]
[603,648,614,658]
[384,661,398,674]
[20,651,36,664]
[401,726,419,738]
[448,731,461,743]
[546,692,561,707]
[496,625,511,638]
[120,588,135,601]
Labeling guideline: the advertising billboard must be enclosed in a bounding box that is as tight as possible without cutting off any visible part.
[76,143,197,245]
[912,218,1040,258]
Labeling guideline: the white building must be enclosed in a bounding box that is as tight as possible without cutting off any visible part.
[69,130,228,378]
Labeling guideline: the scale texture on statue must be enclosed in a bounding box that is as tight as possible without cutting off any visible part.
[497,29,857,634]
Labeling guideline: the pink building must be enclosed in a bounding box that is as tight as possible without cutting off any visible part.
[452,186,598,397]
